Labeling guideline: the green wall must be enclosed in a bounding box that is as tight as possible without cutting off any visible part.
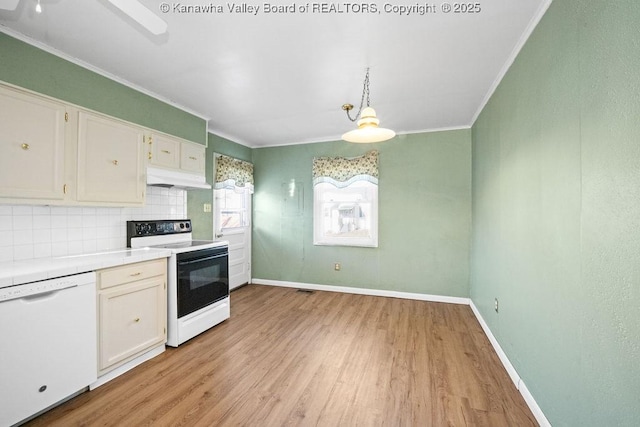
[252,131,472,297]
[471,1,640,425]
[0,32,206,144]
[188,132,253,240]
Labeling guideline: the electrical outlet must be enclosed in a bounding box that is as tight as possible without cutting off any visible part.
[203,203,212,213]
[494,298,499,313]
[334,263,341,271]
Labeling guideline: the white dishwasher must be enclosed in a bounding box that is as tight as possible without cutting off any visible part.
[0,272,97,427]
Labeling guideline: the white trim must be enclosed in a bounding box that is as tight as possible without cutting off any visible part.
[469,301,551,427]
[469,301,520,386]
[251,278,470,305]
[0,27,210,122]
[469,0,554,126]
[208,129,254,149]
[519,378,552,427]
[395,125,472,137]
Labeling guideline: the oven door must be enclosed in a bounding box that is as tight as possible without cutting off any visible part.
[176,246,229,318]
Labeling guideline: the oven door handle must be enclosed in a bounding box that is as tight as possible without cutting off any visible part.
[177,253,227,266]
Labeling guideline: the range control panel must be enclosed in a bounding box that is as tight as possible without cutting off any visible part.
[126,219,192,244]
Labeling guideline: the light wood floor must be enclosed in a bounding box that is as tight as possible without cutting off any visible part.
[27,285,537,426]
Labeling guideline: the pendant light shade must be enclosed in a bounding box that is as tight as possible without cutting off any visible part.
[341,69,395,144]
[341,107,396,143]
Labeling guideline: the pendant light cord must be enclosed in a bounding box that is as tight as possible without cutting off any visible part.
[346,68,371,122]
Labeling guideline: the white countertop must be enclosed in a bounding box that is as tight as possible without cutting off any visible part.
[0,248,172,288]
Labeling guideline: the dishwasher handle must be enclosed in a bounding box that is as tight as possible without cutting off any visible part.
[19,284,78,303]
[0,272,95,303]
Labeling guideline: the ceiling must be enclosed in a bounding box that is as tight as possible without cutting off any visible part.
[0,0,550,147]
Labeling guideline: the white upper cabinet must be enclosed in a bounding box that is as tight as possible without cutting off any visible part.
[149,133,181,169]
[0,82,206,206]
[180,141,206,174]
[0,85,67,200]
[148,132,206,176]
[77,111,146,205]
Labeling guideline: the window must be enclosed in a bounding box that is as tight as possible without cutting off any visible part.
[313,150,379,247]
[314,180,378,247]
[215,188,249,232]
[213,154,254,235]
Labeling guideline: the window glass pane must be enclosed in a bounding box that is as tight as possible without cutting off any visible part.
[215,188,248,231]
[313,181,378,247]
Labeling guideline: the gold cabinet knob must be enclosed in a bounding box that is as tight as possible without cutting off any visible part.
[112,160,119,166]
[189,156,197,160]
[134,318,140,323]
[161,150,170,154]
[21,143,30,150]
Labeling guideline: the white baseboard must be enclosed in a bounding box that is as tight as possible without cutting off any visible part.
[519,379,551,427]
[469,301,551,427]
[469,301,521,386]
[251,278,550,426]
[251,278,470,305]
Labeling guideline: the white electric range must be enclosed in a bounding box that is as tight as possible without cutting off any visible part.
[127,219,229,347]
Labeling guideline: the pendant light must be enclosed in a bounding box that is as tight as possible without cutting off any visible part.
[341,68,395,143]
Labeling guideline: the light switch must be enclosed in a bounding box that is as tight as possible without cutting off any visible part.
[203,203,212,213]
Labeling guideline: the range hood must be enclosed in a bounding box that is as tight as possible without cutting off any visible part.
[147,167,211,190]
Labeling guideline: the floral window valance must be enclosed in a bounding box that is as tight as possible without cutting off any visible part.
[312,150,378,188]
[214,155,254,192]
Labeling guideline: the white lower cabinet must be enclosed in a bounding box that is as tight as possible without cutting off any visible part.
[97,258,167,375]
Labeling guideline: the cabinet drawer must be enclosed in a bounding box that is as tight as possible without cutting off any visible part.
[98,258,166,290]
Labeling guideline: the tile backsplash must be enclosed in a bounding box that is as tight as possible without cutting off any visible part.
[0,186,187,262]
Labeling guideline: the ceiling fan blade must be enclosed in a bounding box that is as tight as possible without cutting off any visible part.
[107,0,167,35]
[0,0,20,11]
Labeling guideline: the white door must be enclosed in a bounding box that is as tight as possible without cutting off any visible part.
[214,186,252,290]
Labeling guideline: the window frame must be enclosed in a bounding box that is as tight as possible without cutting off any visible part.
[313,180,378,248]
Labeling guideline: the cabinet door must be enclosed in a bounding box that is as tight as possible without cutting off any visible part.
[0,86,66,200]
[181,141,206,174]
[149,133,180,169]
[99,276,166,371]
[77,111,145,204]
